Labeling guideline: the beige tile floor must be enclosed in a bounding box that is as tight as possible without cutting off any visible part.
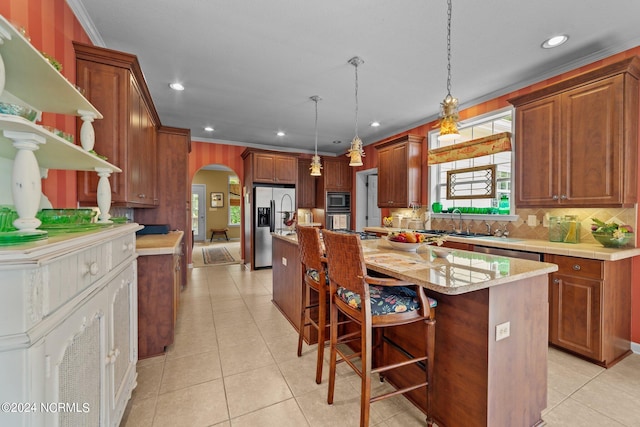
[121,256,640,427]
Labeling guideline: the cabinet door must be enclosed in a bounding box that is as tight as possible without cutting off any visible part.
[549,271,602,360]
[297,159,317,208]
[44,290,108,426]
[254,153,276,182]
[376,136,422,208]
[127,78,157,206]
[274,155,297,184]
[107,264,137,426]
[377,146,394,206]
[76,60,128,204]
[324,158,351,190]
[514,96,561,207]
[561,75,623,205]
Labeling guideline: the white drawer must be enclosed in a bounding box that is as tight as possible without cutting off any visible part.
[112,234,136,269]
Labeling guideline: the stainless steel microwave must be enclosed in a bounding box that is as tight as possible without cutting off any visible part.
[326,192,350,210]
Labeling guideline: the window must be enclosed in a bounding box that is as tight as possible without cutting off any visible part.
[228,176,241,226]
[429,108,513,214]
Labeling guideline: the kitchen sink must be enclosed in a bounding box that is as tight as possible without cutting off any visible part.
[446,232,493,238]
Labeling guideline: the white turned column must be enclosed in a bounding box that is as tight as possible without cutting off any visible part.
[96,168,112,223]
[5,131,45,231]
[78,110,96,152]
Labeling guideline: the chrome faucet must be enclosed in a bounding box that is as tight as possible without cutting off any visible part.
[484,221,492,235]
[451,208,462,233]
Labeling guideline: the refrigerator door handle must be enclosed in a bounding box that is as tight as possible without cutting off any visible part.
[270,200,275,232]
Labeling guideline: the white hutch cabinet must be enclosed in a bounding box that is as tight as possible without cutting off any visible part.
[0,15,138,427]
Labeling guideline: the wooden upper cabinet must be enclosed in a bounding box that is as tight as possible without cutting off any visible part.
[248,151,297,184]
[74,42,160,207]
[297,158,317,208]
[323,157,352,191]
[509,57,640,208]
[375,134,423,208]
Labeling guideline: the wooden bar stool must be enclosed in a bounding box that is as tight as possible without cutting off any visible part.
[295,225,329,384]
[322,230,437,427]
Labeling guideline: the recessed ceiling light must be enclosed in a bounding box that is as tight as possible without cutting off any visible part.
[204,126,214,132]
[277,131,285,137]
[370,121,380,127]
[542,34,568,49]
[169,82,185,91]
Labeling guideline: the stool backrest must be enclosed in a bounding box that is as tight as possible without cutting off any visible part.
[296,226,324,271]
[322,230,368,298]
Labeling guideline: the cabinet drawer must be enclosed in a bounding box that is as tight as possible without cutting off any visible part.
[546,255,602,279]
[112,234,136,269]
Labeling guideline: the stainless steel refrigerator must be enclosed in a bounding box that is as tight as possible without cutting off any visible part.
[254,185,296,268]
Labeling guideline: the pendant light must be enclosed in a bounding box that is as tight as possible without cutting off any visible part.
[437,0,460,142]
[347,56,365,166]
[309,95,322,176]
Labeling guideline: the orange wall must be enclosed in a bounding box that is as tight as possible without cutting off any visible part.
[1,0,92,208]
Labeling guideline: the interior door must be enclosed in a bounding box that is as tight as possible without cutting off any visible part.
[367,174,381,227]
[191,184,206,241]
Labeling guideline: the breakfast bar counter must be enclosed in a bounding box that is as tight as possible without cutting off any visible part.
[271,233,557,426]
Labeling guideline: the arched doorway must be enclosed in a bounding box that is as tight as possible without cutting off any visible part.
[191,164,241,243]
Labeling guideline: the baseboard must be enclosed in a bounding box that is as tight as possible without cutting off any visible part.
[631,341,640,354]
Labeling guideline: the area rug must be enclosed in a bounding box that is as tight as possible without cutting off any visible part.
[202,246,238,265]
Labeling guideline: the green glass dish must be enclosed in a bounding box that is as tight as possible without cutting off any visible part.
[37,209,97,225]
[591,232,633,248]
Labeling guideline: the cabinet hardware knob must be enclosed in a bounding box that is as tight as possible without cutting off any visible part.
[83,262,99,276]
[138,193,146,198]
[572,264,581,271]
[560,195,567,200]
[552,195,559,200]
[553,278,560,284]
[122,243,133,252]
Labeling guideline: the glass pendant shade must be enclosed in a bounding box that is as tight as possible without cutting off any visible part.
[438,94,460,141]
[310,154,322,176]
[348,136,364,167]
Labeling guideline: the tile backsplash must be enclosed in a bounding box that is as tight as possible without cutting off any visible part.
[393,207,637,247]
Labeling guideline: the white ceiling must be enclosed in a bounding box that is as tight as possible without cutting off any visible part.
[69,0,640,156]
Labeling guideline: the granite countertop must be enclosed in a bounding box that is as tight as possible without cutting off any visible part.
[363,226,640,261]
[136,231,184,256]
[271,232,557,295]
[361,239,556,295]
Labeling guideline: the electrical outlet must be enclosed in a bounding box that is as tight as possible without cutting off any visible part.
[496,321,510,341]
[527,215,537,227]
[282,257,287,266]
[543,212,550,227]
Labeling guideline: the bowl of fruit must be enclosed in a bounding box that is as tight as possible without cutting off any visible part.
[385,231,427,252]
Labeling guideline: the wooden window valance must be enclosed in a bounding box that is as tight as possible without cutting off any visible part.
[428,132,512,165]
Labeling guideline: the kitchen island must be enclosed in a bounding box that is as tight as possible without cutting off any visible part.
[271,233,558,427]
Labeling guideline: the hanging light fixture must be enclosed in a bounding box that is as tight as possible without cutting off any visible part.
[309,95,322,176]
[437,0,460,142]
[347,56,365,167]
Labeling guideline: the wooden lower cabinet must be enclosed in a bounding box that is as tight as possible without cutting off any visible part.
[137,252,181,358]
[545,254,631,367]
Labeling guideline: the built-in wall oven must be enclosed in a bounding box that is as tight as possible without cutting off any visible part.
[326,192,351,230]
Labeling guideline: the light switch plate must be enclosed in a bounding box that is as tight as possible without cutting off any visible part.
[527,215,537,227]
[496,321,510,341]
[282,257,287,266]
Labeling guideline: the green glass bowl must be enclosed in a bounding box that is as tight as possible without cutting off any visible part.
[37,209,97,224]
[592,232,633,248]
